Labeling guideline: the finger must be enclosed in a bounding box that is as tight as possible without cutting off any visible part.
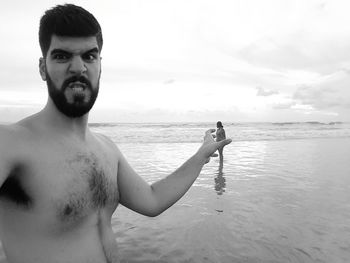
[218,138,232,147]
[205,129,215,135]
[204,133,215,142]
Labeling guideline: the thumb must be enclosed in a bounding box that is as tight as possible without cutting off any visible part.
[218,138,232,148]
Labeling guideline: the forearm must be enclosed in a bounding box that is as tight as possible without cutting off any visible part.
[150,152,207,215]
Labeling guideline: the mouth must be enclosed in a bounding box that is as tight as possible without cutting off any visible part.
[68,81,87,91]
[68,81,87,95]
[64,81,90,103]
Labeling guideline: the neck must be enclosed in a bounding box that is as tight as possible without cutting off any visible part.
[41,98,90,140]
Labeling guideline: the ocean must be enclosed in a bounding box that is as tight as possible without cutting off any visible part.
[1,122,350,262]
[89,121,350,144]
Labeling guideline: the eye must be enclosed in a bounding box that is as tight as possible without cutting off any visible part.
[52,53,70,61]
[83,53,98,62]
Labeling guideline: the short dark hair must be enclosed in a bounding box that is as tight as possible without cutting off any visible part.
[39,4,103,57]
[217,121,223,128]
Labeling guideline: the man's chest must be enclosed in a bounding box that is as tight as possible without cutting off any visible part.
[1,144,119,227]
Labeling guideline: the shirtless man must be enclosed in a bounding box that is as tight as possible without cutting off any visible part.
[0,4,231,263]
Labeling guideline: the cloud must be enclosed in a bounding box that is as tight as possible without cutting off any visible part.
[341,67,350,75]
[234,0,350,76]
[239,38,309,70]
[163,79,176,85]
[2,0,350,123]
[272,101,296,110]
[238,35,350,75]
[268,67,350,121]
[292,73,350,110]
[256,86,278,97]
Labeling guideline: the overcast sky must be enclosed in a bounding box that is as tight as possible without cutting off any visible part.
[1,0,350,123]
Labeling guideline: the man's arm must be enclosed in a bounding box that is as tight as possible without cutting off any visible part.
[117,129,232,217]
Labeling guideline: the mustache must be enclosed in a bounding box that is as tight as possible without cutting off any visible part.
[63,75,92,88]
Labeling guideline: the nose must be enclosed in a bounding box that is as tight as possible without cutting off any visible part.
[69,55,87,75]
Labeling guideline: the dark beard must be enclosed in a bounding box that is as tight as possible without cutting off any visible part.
[46,73,99,118]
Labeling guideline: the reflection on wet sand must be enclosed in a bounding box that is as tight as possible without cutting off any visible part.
[214,159,226,195]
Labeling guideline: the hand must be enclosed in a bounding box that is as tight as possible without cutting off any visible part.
[197,129,232,163]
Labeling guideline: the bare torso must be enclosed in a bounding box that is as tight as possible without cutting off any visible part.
[0,121,120,263]
[216,128,226,142]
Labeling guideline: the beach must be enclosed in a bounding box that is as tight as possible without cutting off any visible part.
[1,122,350,262]
[114,136,350,263]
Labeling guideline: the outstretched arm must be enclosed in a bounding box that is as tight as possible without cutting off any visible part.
[117,129,232,217]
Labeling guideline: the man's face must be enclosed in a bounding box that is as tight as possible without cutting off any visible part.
[40,35,101,118]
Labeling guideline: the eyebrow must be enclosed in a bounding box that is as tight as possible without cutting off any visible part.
[50,47,100,56]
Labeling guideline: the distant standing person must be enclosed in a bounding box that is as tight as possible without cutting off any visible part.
[216,121,226,160]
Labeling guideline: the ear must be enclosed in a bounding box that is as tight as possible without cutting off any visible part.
[39,57,47,81]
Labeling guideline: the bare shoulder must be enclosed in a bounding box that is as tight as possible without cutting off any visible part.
[92,131,115,147]
[91,131,122,156]
[0,124,23,147]
[0,123,32,156]
[0,123,28,184]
